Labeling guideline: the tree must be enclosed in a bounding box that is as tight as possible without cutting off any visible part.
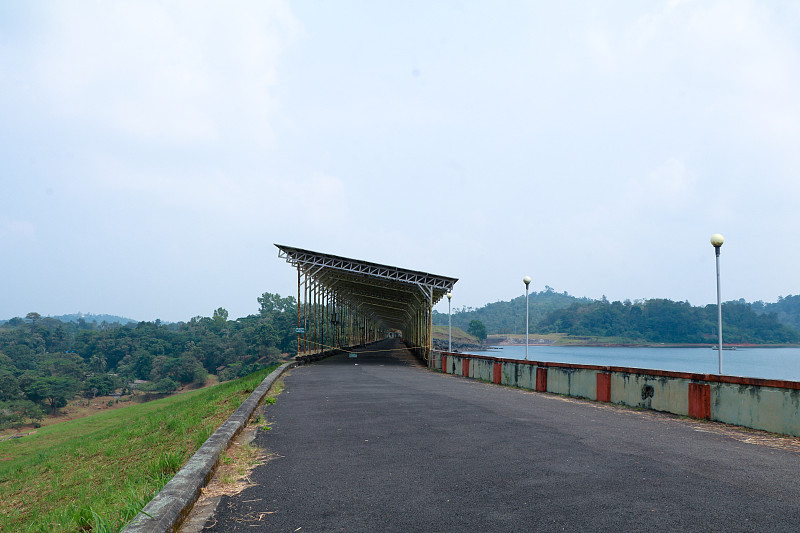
[258,293,296,315]
[25,312,42,326]
[0,289,301,406]
[154,377,178,393]
[25,375,78,414]
[150,354,206,385]
[0,369,22,401]
[6,317,24,327]
[41,353,86,380]
[211,308,230,337]
[467,320,487,341]
[83,374,117,398]
[0,399,43,430]
[89,352,107,373]
[3,345,38,371]
[120,350,153,380]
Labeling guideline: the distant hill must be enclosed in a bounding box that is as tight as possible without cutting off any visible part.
[51,313,138,325]
[751,295,800,333]
[433,287,590,334]
[434,289,800,344]
[536,299,799,344]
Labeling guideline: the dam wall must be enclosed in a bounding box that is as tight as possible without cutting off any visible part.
[432,351,800,437]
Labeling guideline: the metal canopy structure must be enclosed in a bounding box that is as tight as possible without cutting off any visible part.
[276,244,458,361]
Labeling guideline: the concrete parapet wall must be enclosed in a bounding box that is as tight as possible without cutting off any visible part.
[516,362,535,390]
[500,361,516,386]
[475,358,493,382]
[432,350,800,437]
[610,372,690,415]
[546,367,599,400]
[432,351,442,371]
[712,382,800,436]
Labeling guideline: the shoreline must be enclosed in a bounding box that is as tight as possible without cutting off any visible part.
[487,342,800,348]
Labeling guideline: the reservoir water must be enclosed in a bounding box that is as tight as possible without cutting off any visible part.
[465,345,800,382]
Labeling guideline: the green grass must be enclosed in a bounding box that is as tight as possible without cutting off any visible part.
[485,333,653,345]
[486,333,566,343]
[550,335,647,345]
[432,325,480,344]
[0,365,278,533]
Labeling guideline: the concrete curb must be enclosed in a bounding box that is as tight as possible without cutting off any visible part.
[121,362,295,533]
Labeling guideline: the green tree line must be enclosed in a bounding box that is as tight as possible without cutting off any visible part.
[435,289,800,344]
[0,293,296,429]
[538,298,799,343]
[751,295,800,333]
[434,286,590,334]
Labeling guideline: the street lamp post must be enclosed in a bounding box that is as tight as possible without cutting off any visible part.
[446,292,453,352]
[711,233,725,374]
[523,276,531,360]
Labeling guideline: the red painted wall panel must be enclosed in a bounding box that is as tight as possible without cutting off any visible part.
[493,362,501,384]
[688,383,711,419]
[597,373,611,402]
[536,367,548,392]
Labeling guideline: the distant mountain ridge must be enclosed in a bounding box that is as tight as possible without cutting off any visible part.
[51,313,137,325]
[0,312,162,326]
[751,295,800,333]
[434,290,800,343]
[0,313,138,325]
[433,287,591,334]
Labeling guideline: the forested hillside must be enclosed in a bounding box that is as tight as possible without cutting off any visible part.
[538,299,799,344]
[752,295,800,333]
[436,290,800,345]
[0,292,296,429]
[433,287,589,333]
[50,313,137,326]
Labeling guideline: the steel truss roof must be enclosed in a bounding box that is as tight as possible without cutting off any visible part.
[276,244,458,330]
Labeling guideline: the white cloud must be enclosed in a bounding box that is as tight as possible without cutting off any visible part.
[584,24,617,75]
[0,216,36,244]
[633,157,695,205]
[85,152,348,230]
[27,0,300,145]
[276,173,349,221]
[614,2,799,135]
[566,0,800,203]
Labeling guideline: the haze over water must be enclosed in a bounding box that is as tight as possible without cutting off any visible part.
[467,345,800,382]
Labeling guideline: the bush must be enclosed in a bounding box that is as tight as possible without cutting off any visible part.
[0,400,44,430]
[82,374,119,398]
[156,378,178,393]
[218,363,242,382]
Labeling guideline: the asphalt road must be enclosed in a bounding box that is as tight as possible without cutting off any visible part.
[202,339,800,532]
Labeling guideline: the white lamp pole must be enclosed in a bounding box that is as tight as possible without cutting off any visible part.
[711,233,725,374]
[523,276,531,360]
[446,292,453,352]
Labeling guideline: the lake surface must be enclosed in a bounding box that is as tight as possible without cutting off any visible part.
[465,345,800,382]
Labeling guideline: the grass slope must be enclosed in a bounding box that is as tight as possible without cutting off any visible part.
[432,325,480,344]
[0,366,278,533]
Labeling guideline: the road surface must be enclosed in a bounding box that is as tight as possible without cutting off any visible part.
[198,339,800,532]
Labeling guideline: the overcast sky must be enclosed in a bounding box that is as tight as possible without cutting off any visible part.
[2,1,799,322]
